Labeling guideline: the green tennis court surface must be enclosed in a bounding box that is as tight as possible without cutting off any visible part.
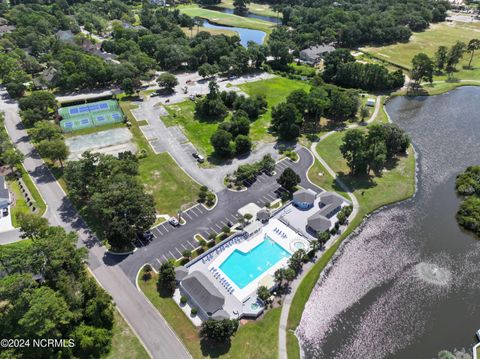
[59,100,124,132]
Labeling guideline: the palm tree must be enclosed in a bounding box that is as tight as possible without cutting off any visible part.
[467,39,480,68]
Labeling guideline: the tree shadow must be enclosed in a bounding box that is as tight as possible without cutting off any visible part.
[156,281,175,298]
[200,338,232,357]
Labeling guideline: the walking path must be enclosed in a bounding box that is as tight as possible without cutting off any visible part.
[277,95,381,359]
[0,87,191,359]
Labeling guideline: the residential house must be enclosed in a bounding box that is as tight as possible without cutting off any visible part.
[0,176,10,210]
[299,44,335,65]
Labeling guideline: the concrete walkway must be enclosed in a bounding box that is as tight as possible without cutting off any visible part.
[277,96,382,359]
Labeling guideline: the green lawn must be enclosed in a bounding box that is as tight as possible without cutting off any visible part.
[307,159,348,200]
[119,98,201,216]
[7,165,47,225]
[139,153,200,215]
[286,129,416,358]
[106,310,149,359]
[238,77,311,142]
[139,271,280,359]
[182,26,237,38]
[178,5,274,34]
[164,101,219,157]
[216,0,280,18]
[316,131,415,215]
[361,21,480,83]
[163,77,311,157]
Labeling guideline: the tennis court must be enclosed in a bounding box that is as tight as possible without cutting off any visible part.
[59,99,124,132]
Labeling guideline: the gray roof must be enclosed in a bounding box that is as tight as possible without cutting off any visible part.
[293,188,316,204]
[307,212,331,233]
[181,271,225,315]
[300,44,335,59]
[175,266,189,281]
[0,176,9,207]
[318,192,344,218]
[211,309,230,320]
[257,209,270,220]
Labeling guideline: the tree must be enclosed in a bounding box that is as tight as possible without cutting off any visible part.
[37,139,69,168]
[466,38,480,68]
[317,231,330,244]
[30,121,62,143]
[434,46,448,72]
[359,106,369,122]
[327,88,359,121]
[446,41,466,78]
[157,72,178,93]
[235,135,252,155]
[340,129,368,175]
[410,53,434,90]
[72,324,112,358]
[271,102,301,140]
[17,213,49,240]
[277,168,300,193]
[323,48,355,82]
[198,63,219,79]
[2,148,24,173]
[200,319,239,343]
[158,261,176,295]
[211,129,234,157]
[260,154,275,175]
[288,249,306,273]
[257,285,270,302]
[233,0,250,13]
[6,81,26,99]
[121,77,141,96]
[366,125,387,173]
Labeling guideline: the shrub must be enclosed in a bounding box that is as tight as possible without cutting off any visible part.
[191,307,198,316]
[180,296,187,304]
[198,239,207,247]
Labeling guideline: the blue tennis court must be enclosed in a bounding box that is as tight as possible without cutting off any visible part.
[59,99,122,132]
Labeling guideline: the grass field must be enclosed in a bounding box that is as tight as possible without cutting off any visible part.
[216,0,279,18]
[361,21,480,85]
[7,165,47,226]
[163,77,311,157]
[119,98,201,215]
[106,310,149,359]
[139,153,200,215]
[181,26,237,38]
[178,5,274,34]
[239,77,311,142]
[164,101,219,157]
[286,129,416,358]
[139,271,280,359]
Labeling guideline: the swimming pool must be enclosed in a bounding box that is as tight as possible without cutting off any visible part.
[219,236,290,289]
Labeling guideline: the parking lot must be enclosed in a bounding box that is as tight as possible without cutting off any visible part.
[117,148,320,282]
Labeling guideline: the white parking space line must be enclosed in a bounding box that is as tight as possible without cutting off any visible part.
[162,254,169,261]
[220,220,228,226]
[209,227,218,234]
[215,224,223,230]
[266,193,276,200]
[228,214,238,222]
[188,242,196,249]
[196,206,204,214]
[181,243,188,250]
[168,250,175,258]
[156,258,162,265]
[183,211,192,219]
[162,225,170,232]
[153,227,162,236]
[175,248,182,256]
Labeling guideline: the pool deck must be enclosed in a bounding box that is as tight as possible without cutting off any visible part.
[183,219,310,321]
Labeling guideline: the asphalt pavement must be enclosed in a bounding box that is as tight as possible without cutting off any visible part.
[115,147,320,283]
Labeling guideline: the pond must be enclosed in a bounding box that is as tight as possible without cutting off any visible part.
[296,87,480,358]
[202,20,266,47]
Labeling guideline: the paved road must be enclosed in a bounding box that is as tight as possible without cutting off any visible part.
[0,88,190,359]
[115,147,320,282]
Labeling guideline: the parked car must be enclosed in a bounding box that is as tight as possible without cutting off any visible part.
[192,152,205,163]
[137,230,154,242]
[169,217,179,227]
[2,208,8,217]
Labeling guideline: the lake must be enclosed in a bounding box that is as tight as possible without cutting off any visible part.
[297,87,480,358]
[202,20,266,47]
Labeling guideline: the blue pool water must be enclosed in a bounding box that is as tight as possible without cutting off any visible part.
[219,236,290,289]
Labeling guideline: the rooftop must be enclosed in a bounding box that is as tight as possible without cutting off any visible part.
[293,188,316,203]
[181,271,225,316]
